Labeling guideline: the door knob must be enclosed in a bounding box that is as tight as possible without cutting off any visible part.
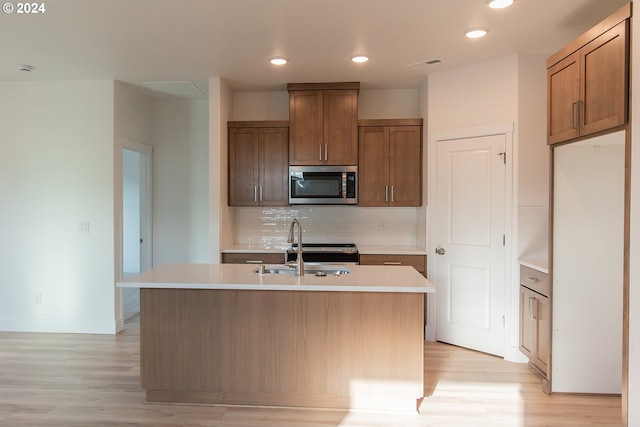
[435,247,446,255]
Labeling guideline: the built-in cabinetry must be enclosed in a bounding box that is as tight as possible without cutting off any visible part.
[519,264,550,381]
[228,121,289,206]
[547,4,630,145]
[358,119,422,207]
[288,82,359,165]
[359,254,426,276]
[221,252,286,264]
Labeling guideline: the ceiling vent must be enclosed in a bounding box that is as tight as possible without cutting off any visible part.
[406,58,443,69]
[141,81,205,98]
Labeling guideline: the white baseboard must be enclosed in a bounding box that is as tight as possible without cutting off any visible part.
[0,317,117,334]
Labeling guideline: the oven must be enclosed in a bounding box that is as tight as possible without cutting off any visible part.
[286,243,359,265]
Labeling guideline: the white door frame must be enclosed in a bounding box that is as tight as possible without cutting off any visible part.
[428,122,521,361]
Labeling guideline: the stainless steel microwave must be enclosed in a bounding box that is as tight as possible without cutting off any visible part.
[288,166,357,205]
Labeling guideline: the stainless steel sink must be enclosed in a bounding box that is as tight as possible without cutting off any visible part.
[256,265,350,276]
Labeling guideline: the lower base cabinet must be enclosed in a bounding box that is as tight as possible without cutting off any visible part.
[519,265,550,379]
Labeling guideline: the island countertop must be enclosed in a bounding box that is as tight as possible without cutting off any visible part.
[117,262,435,293]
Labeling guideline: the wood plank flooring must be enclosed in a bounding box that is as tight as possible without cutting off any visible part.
[0,318,621,426]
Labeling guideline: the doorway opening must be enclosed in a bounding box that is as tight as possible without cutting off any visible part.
[121,142,152,323]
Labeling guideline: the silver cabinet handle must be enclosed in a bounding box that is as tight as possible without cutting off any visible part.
[245,260,263,264]
[259,186,263,202]
[435,247,446,255]
[324,143,328,161]
[319,144,323,161]
[383,261,402,265]
[391,185,394,203]
[526,276,540,283]
[385,185,389,203]
[254,186,258,202]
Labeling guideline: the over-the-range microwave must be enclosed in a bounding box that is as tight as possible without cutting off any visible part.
[288,165,357,205]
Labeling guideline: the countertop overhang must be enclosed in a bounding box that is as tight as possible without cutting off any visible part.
[117,263,435,293]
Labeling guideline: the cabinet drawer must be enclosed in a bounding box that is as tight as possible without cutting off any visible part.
[359,254,425,274]
[520,265,549,297]
[221,252,286,264]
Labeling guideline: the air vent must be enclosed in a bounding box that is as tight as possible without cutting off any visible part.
[141,81,205,98]
[406,58,443,69]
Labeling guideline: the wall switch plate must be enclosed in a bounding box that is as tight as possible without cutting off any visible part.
[79,221,90,234]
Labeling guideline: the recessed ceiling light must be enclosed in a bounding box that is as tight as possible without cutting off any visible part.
[465,28,489,39]
[270,57,288,65]
[351,55,369,63]
[486,0,513,8]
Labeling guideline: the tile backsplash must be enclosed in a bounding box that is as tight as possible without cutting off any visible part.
[232,206,422,248]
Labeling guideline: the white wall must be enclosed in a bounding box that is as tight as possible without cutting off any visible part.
[150,97,210,266]
[0,80,117,333]
[517,54,549,260]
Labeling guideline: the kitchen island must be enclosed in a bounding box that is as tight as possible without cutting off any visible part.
[118,263,435,412]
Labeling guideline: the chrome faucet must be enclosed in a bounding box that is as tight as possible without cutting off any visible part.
[287,218,304,276]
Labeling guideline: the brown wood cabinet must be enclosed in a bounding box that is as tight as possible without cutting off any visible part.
[221,252,286,264]
[228,121,289,206]
[519,265,550,379]
[358,119,422,207]
[288,83,359,165]
[359,254,426,276]
[547,5,629,145]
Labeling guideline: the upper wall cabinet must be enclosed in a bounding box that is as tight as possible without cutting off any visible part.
[288,82,359,165]
[358,119,422,207]
[547,4,630,145]
[228,121,289,206]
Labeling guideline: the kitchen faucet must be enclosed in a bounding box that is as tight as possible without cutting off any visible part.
[287,218,304,276]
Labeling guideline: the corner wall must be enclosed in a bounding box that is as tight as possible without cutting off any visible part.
[0,80,117,333]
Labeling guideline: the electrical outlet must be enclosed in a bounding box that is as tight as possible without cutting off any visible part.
[35,292,43,305]
[379,219,388,231]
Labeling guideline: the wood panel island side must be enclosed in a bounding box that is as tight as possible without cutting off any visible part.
[118,263,435,412]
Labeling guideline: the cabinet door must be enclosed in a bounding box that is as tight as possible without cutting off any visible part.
[580,20,628,137]
[289,91,323,165]
[324,89,358,165]
[229,128,259,206]
[534,294,550,376]
[259,128,289,206]
[358,126,390,206]
[547,51,581,145]
[389,126,422,206]
[519,286,535,360]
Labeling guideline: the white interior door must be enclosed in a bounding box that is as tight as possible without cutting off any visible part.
[435,134,507,356]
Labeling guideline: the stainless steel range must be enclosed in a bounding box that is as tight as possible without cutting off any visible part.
[286,243,359,265]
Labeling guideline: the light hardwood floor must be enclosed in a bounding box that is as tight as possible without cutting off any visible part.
[0,318,621,427]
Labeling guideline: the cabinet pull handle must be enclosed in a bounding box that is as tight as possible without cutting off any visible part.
[383,261,402,265]
[571,102,578,129]
[577,100,583,132]
[245,260,263,264]
[319,144,323,161]
[254,186,258,202]
[259,186,263,202]
[526,276,540,283]
[385,185,389,203]
[528,297,535,320]
[532,298,538,321]
[391,186,395,203]
[324,144,328,161]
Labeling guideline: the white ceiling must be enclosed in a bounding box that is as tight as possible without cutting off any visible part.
[0,0,630,96]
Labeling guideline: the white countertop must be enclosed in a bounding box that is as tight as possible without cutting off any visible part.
[519,259,549,274]
[117,263,435,293]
